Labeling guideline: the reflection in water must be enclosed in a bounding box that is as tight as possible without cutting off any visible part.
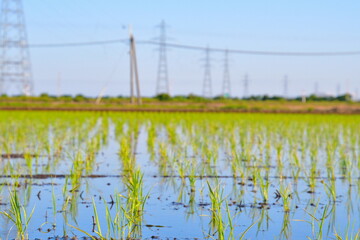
[279,211,291,240]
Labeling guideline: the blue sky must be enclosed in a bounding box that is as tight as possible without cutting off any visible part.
[22,0,360,98]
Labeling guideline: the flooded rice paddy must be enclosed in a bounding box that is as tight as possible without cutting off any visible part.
[0,111,359,239]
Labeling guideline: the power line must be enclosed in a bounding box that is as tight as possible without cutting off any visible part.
[17,38,360,56]
[27,39,128,48]
[141,41,360,56]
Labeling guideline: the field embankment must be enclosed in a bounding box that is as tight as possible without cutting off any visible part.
[0,97,360,114]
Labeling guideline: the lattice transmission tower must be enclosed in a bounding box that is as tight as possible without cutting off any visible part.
[283,75,288,98]
[202,47,212,98]
[0,0,33,96]
[222,49,231,98]
[314,81,319,95]
[243,74,249,98]
[155,20,169,95]
[336,83,341,96]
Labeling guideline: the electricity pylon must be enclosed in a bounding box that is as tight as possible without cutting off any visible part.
[0,0,33,96]
[155,20,169,95]
[243,74,249,98]
[314,81,319,95]
[283,75,288,98]
[222,49,231,98]
[202,47,212,98]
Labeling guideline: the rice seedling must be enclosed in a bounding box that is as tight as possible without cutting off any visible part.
[122,168,149,238]
[119,136,135,173]
[188,160,197,192]
[322,180,337,202]
[258,169,270,203]
[51,183,57,223]
[278,183,292,212]
[91,197,104,238]
[334,227,360,240]
[296,203,331,240]
[0,190,35,239]
[207,181,225,239]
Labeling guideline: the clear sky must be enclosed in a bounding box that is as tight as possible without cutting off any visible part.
[20,0,360,98]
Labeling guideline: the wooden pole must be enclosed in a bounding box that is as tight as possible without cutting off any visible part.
[130,34,142,105]
[129,26,135,104]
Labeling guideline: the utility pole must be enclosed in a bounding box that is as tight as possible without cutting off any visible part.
[156,20,169,95]
[0,0,33,96]
[283,75,288,99]
[129,26,135,104]
[222,49,231,98]
[243,74,249,99]
[202,46,212,98]
[129,27,141,105]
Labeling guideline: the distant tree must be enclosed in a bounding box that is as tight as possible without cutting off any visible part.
[59,95,73,102]
[187,94,207,102]
[39,93,50,98]
[172,95,187,101]
[73,94,87,102]
[155,93,171,101]
[336,93,352,102]
[270,96,285,101]
[213,95,226,100]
